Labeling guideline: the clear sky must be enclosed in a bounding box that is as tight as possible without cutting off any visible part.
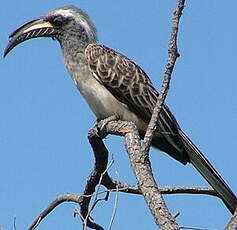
[1,1,237,229]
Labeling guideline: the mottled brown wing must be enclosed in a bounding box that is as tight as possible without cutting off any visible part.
[85,44,157,121]
[85,44,184,157]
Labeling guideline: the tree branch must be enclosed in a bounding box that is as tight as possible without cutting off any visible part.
[123,122,180,229]
[142,0,185,153]
[28,119,228,230]
[28,194,83,230]
[28,185,218,230]
[103,176,218,197]
[78,127,110,230]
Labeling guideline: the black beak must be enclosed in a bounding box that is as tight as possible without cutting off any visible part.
[4,17,57,57]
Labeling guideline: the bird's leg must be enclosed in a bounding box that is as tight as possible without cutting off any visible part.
[94,115,119,139]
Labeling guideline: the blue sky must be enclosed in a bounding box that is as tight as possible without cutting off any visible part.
[1,1,237,229]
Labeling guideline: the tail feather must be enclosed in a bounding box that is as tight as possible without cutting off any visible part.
[179,129,237,214]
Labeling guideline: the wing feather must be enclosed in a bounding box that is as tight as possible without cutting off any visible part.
[85,43,187,162]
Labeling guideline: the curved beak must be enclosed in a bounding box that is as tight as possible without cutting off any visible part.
[4,18,57,57]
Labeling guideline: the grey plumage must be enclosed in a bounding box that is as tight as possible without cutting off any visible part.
[4,5,237,214]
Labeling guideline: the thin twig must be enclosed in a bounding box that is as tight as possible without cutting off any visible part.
[84,159,114,227]
[13,217,17,230]
[180,227,211,230]
[28,194,83,230]
[103,176,218,197]
[108,172,119,230]
[142,0,185,153]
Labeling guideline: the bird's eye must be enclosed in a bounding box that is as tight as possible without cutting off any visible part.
[52,16,64,27]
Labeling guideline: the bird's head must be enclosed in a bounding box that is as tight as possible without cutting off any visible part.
[4,6,97,57]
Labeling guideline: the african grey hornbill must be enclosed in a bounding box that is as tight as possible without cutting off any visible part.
[4,5,237,214]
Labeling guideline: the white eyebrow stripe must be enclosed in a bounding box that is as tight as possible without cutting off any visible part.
[54,9,74,18]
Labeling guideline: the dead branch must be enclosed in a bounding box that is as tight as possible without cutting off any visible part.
[28,120,228,230]
[28,194,83,230]
[142,0,185,153]
[27,186,218,230]
[27,122,220,230]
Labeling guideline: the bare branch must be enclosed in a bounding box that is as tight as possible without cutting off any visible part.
[103,176,218,197]
[78,127,110,230]
[142,0,185,153]
[93,119,180,229]
[27,185,218,230]
[28,194,83,230]
[124,122,180,229]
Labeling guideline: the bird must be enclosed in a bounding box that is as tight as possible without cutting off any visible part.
[3,5,237,214]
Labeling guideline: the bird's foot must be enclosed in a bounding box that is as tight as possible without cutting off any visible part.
[94,115,119,138]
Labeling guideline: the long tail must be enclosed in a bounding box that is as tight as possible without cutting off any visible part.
[179,129,237,214]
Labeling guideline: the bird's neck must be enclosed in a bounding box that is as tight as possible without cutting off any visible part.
[60,38,87,61]
[58,29,96,63]
[62,45,88,78]
[59,38,92,88]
